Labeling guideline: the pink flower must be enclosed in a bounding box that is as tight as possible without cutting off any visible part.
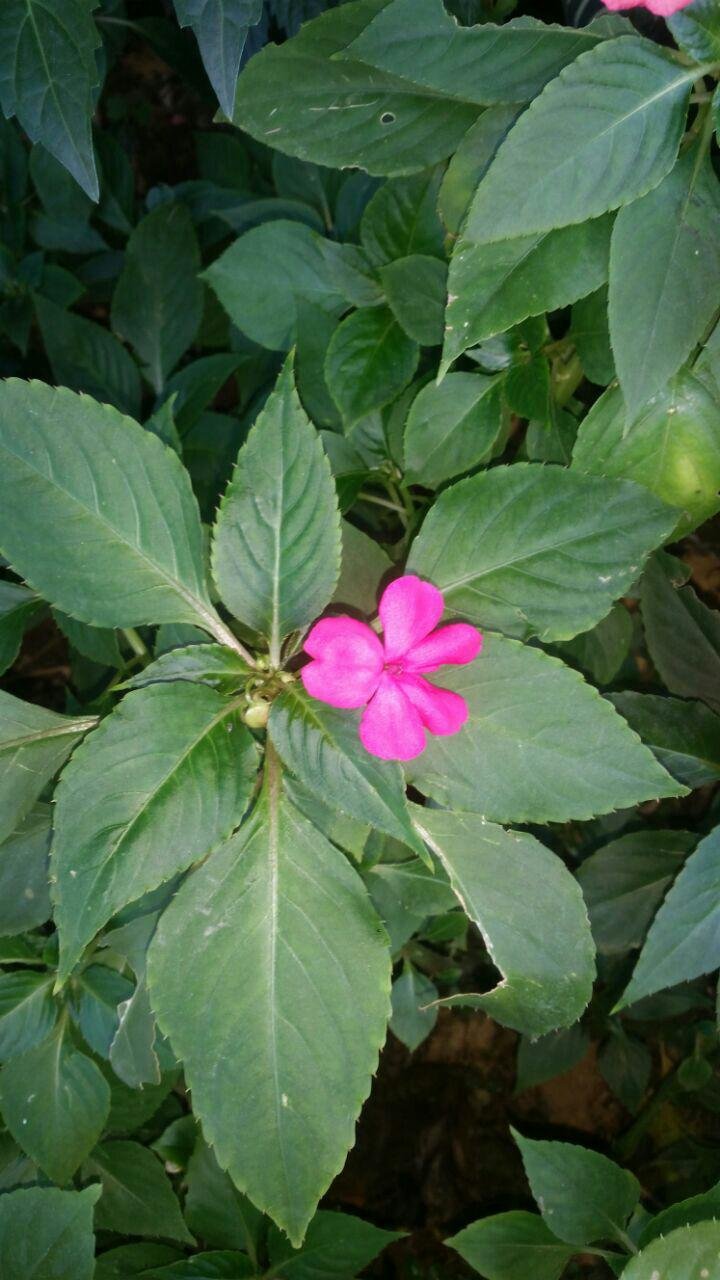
[601,0,693,15]
[300,575,482,762]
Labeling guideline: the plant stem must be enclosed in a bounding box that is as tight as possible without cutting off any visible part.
[122,627,149,660]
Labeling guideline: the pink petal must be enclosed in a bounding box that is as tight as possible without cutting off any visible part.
[378,575,444,662]
[397,674,469,737]
[601,0,691,10]
[301,616,383,709]
[404,623,483,674]
[359,673,426,761]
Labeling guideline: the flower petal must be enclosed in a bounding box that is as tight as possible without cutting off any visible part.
[397,674,469,737]
[404,623,483,674]
[302,616,384,708]
[379,575,444,662]
[359,673,426,761]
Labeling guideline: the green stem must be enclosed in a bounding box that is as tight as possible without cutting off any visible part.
[122,628,149,660]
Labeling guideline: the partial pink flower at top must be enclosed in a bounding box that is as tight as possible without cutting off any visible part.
[301,575,482,762]
[601,0,693,15]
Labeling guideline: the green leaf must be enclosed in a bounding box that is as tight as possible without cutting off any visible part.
[618,823,720,1009]
[266,1209,401,1279]
[343,0,621,106]
[0,804,52,936]
[390,964,438,1051]
[109,979,160,1089]
[121,643,251,693]
[454,38,693,247]
[513,1130,640,1247]
[380,255,446,347]
[639,1186,720,1248]
[211,360,341,659]
[556,603,633,687]
[232,0,481,176]
[0,582,42,677]
[403,372,503,487]
[573,374,720,538]
[333,521,391,614]
[34,295,142,418]
[70,964,134,1058]
[0,1,100,198]
[408,633,684,823]
[112,204,203,392]
[443,217,611,368]
[0,971,57,1059]
[570,287,615,386]
[53,612,123,670]
[325,307,418,426]
[0,381,233,639]
[94,1245,184,1279]
[0,1029,110,1183]
[624,1222,720,1280]
[669,2,720,62]
[408,462,676,642]
[577,829,695,955]
[0,689,95,845]
[173,0,263,116]
[52,682,258,983]
[203,221,351,352]
[269,685,426,857]
[184,1135,264,1260]
[640,554,720,713]
[148,762,391,1245]
[516,1025,591,1093]
[141,1254,255,1280]
[610,692,720,789]
[87,1140,194,1243]
[609,149,720,421]
[412,807,594,1036]
[157,354,242,435]
[360,169,445,266]
[0,1185,100,1280]
[447,1211,578,1280]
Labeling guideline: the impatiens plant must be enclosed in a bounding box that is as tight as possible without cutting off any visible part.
[1,0,720,1275]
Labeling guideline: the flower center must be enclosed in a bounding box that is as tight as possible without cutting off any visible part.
[385,660,404,677]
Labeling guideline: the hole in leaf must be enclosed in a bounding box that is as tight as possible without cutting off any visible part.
[380,112,395,125]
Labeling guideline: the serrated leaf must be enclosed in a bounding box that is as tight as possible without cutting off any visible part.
[669,1,720,62]
[403,372,503,487]
[611,692,720,789]
[513,1131,640,1247]
[34,295,142,418]
[455,38,693,248]
[343,0,620,106]
[413,807,594,1036]
[640,554,720,713]
[0,804,52,936]
[266,1209,401,1279]
[0,582,42,677]
[184,1135,264,1258]
[232,0,481,176]
[556,603,632,687]
[443,216,611,369]
[408,633,684,823]
[140,1254,255,1280]
[53,611,123,669]
[211,360,341,660]
[618,823,720,1009]
[360,169,444,266]
[570,286,615,386]
[380,255,446,347]
[0,1185,100,1280]
[0,1,100,199]
[333,521,391,614]
[269,684,426,857]
[121,644,251,693]
[0,381,235,641]
[325,307,418,426]
[0,1029,110,1184]
[609,148,720,421]
[148,761,391,1245]
[112,204,203,392]
[70,964,134,1058]
[573,374,720,539]
[109,979,161,1089]
[624,1221,720,1280]
[203,221,352,352]
[577,829,695,955]
[0,971,57,1059]
[52,682,258,983]
[408,463,675,642]
[390,965,438,1051]
[447,1211,578,1280]
[0,689,95,845]
[173,0,263,117]
[88,1140,194,1243]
